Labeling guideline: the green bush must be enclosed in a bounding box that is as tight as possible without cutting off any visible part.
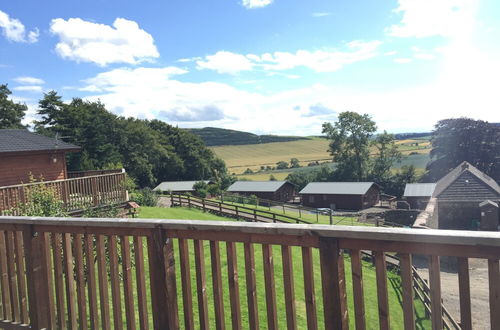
[13,175,67,217]
[130,188,158,206]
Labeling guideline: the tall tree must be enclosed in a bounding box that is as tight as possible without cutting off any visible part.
[0,84,27,129]
[322,111,377,181]
[369,131,402,181]
[425,118,500,181]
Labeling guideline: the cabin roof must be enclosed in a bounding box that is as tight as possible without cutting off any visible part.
[227,181,291,193]
[299,182,377,195]
[0,129,80,154]
[403,183,437,197]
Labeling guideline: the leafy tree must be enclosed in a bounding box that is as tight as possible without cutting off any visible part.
[286,165,333,190]
[290,158,301,168]
[425,118,500,181]
[276,161,289,170]
[269,174,277,181]
[369,131,402,181]
[0,84,27,129]
[381,165,419,197]
[322,112,376,181]
[243,168,254,174]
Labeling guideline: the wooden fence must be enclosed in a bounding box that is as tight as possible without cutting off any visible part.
[0,216,498,329]
[0,173,128,215]
[67,169,124,179]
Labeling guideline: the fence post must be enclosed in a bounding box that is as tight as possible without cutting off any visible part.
[91,177,99,206]
[202,198,206,212]
[23,226,52,329]
[170,193,174,206]
[253,209,257,222]
[272,213,276,223]
[235,206,239,219]
[282,205,285,214]
[329,210,333,225]
[147,227,179,329]
[298,205,301,217]
[219,201,223,214]
[319,237,349,330]
[187,195,191,208]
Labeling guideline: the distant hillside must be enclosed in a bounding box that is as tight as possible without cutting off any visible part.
[185,127,310,146]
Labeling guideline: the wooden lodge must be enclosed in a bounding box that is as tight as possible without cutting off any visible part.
[300,182,380,210]
[0,129,80,187]
[432,161,500,230]
[227,180,296,202]
[403,183,436,210]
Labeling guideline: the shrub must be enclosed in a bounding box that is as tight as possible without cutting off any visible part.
[130,188,158,206]
[14,175,67,217]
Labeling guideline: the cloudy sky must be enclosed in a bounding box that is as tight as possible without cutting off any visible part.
[1,0,499,135]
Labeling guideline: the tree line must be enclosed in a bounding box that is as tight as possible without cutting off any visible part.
[0,84,233,189]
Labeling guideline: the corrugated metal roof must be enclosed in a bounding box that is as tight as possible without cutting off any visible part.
[227,181,289,193]
[403,183,436,197]
[0,129,80,153]
[299,182,376,195]
[153,181,211,192]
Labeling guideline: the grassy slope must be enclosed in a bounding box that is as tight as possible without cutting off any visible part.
[135,207,430,329]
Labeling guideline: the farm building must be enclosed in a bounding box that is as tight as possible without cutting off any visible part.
[403,183,436,209]
[153,180,213,193]
[300,182,380,210]
[433,161,500,230]
[0,129,80,187]
[227,181,296,202]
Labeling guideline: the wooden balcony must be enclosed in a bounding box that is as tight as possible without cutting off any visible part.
[0,216,498,329]
[0,172,128,215]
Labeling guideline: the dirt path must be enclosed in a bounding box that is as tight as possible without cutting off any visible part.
[414,257,490,330]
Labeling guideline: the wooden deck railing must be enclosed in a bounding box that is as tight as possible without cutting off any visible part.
[0,172,128,215]
[67,169,124,179]
[0,216,498,329]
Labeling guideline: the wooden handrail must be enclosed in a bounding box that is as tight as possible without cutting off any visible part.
[0,216,498,329]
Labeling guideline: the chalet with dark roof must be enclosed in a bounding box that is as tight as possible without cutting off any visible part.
[227,181,296,202]
[0,129,80,187]
[433,161,500,230]
[299,182,380,210]
[403,183,436,209]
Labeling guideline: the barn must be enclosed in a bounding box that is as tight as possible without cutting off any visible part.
[403,183,436,210]
[227,181,296,202]
[0,129,80,187]
[153,181,213,193]
[433,161,500,230]
[300,182,380,210]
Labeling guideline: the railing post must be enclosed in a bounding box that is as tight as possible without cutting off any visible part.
[170,193,174,206]
[147,227,179,329]
[319,237,349,330]
[91,177,99,206]
[187,195,191,208]
[23,226,52,329]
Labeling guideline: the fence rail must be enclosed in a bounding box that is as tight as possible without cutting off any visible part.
[67,168,124,178]
[0,173,128,215]
[0,216,498,329]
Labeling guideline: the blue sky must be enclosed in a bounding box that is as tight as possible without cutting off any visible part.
[1,0,500,135]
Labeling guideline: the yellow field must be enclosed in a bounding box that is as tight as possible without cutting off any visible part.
[212,137,432,175]
[210,138,331,173]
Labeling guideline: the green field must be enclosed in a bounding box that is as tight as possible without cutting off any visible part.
[211,137,431,175]
[134,207,430,329]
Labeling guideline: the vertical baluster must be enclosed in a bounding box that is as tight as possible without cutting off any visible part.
[178,238,194,330]
[319,237,348,330]
[52,233,66,328]
[96,235,111,330]
[399,253,415,330]
[302,247,317,330]
[109,236,123,329]
[74,234,87,330]
[281,245,297,330]
[428,255,442,330]
[134,236,148,330]
[350,249,365,330]
[488,259,500,329]
[262,244,278,330]
[374,251,390,330]
[13,232,28,324]
[227,241,242,330]
[209,241,225,330]
[193,239,209,329]
[121,236,136,330]
[63,233,77,329]
[457,257,472,330]
[84,234,99,329]
[5,231,20,323]
[244,243,259,330]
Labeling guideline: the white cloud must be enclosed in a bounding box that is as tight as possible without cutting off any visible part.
[50,17,159,66]
[13,85,43,93]
[241,0,273,9]
[386,0,478,38]
[394,58,412,64]
[196,51,255,74]
[14,76,45,85]
[0,10,38,43]
[196,40,381,74]
[312,12,331,17]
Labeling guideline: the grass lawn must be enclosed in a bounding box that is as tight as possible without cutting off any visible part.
[137,206,230,221]
[130,207,430,329]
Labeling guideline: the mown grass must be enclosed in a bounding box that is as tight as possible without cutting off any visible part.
[130,207,430,329]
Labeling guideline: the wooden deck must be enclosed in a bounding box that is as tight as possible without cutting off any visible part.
[0,216,498,329]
